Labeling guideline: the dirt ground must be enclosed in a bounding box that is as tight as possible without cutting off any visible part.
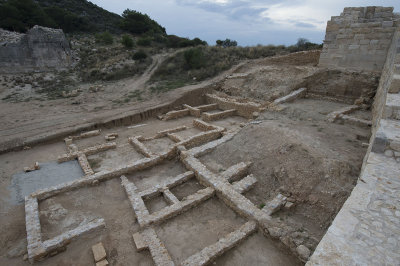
[201,98,370,243]
[0,50,378,265]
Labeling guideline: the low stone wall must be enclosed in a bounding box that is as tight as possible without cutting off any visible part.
[319,6,399,72]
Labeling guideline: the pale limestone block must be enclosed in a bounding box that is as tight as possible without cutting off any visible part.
[92,242,106,262]
[96,259,109,266]
[132,232,147,251]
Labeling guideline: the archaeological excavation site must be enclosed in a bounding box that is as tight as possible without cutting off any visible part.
[0,5,399,266]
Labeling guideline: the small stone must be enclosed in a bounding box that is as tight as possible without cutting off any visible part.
[92,242,107,262]
[34,162,40,170]
[132,232,147,251]
[105,133,118,141]
[68,144,78,153]
[284,201,294,209]
[96,259,109,266]
[64,138,73,146]
[239,123,246,127]
[384,149,394,157]
[287,197,295,202]
[252,112,259,118]
[105,135,116,141]
[389,141,400,151]
[394,151,400,157]
[268,227,284,238]
[296,245,311,260]
[308,194,318,204]
[23,254,28,261]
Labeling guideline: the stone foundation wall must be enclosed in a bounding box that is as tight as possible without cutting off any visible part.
[319,6,399,72]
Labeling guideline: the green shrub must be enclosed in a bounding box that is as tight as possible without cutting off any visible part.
[132,50,147,60]
[216,39,237,47]
[95,32,113,45]
[184,48,206,69]
[121,34,134,48]
[120,9,165,34]
[166,35,207,48]
[137,37,152,46]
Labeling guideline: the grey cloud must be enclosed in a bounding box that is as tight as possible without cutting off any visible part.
[175,0,276,21]
[295,22,317,28]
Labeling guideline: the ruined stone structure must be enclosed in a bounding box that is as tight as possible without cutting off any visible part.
[0,25,72,73]
[6,6,400,266]
[319,7,400,71]
[308,7,400,265]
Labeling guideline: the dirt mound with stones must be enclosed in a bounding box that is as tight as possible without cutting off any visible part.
[295,69,380,104]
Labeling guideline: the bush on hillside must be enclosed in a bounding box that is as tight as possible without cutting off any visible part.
[0,0,120,33]
[95,32,113,45]
[43,6,89,33]
[132,50,147,61]
[137,37,152,46]
[184,48,206,69]
[287,38,323,52]
[0,0,55,32]
[121,34,134,48]
[166,35,207,48]
[216,39,238,47]
[120,9,165,35]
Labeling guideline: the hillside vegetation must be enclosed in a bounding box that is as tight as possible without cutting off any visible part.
[0,0,322,101]
[149,41,322,93]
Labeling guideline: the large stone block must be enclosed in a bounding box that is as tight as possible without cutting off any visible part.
[389,75,400,93]
[0,26,72,73]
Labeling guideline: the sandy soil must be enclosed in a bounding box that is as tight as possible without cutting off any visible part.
[201,98,370,247]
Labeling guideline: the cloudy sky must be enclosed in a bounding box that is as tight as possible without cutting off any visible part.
[90,0,400,46]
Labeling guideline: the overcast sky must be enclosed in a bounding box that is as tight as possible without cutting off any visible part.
[90,0,400,46]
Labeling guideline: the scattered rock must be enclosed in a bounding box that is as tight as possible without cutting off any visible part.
[308,194,319,205]
[68,144,78,153]
[132,232,146,251]
[284,201,294,210]
[268,227,284,238]
[384,149,394,158]
[262,193,287,215]
[92,242,107,262]
[296,245,311,261]
[96,259,109,266]
[62,89,79,98]
[24,162,40,172]
[105,133,118,141]
[40,202,68,224]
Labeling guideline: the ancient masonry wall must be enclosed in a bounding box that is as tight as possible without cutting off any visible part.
[319,6,400,71]
[0,26,72,73]
[307,12,400,266]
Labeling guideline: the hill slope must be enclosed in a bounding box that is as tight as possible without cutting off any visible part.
[0,0,163,34]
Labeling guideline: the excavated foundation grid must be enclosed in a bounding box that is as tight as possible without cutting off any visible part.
[162,94,262,121]
[24,111,299,264]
